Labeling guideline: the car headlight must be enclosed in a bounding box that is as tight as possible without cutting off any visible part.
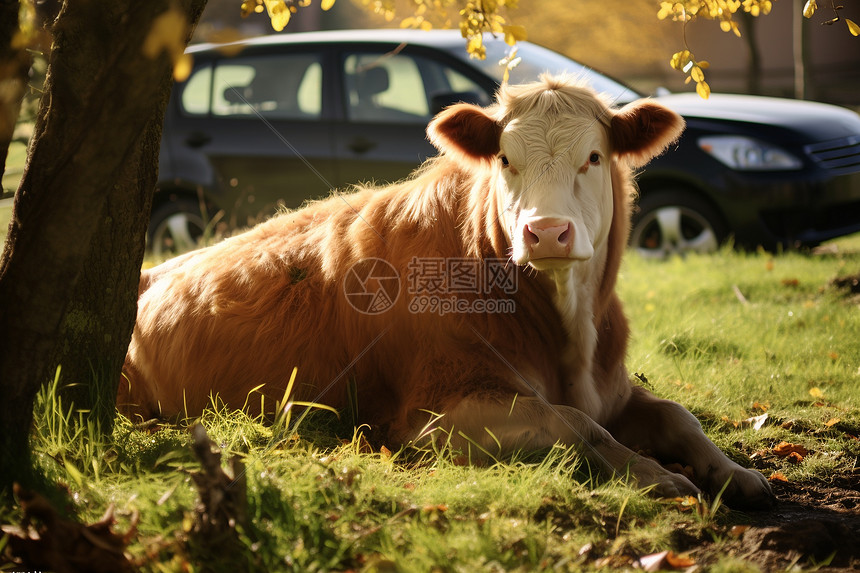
[698,136,803,171]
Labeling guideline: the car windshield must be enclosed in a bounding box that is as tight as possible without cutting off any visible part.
[453,38,640,106]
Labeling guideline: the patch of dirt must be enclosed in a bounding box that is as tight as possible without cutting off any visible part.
[731,472,860,571]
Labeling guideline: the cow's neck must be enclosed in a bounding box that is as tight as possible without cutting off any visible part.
[541,252,606,419]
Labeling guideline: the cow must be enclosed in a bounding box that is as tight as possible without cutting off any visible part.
[119,74,775,509]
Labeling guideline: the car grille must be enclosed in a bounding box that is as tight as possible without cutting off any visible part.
[805,135,860,175]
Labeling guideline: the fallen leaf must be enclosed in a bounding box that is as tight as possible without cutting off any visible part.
[781,278,800,287]
[769,472,789,482]
[639,551,695,571]
[380,445,392,458]
[773,441,809,457]
[665,551,696,568]
[824,417,841,428]
[787,451,804,464]
[639,551,669,572]
[742,413,769,431]
[729,525,750,537]
[752,401,769,412]
[809,387,825,399]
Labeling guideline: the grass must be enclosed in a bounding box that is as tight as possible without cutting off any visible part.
[3,236,860,571]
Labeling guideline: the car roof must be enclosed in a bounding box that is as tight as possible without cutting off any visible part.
[188,28,472,54]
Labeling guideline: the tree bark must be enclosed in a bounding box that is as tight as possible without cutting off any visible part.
[0,0,207,493]
[740,11,762,95]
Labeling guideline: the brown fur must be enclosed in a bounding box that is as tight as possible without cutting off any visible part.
[120,75,773,509]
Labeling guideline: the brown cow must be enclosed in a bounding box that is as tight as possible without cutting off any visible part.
[120,75,774,508]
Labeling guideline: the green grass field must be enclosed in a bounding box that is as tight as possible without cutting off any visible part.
[2,237,859,571]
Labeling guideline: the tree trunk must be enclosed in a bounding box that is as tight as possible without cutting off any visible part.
[0,0,207,493]
[740,11,762,95]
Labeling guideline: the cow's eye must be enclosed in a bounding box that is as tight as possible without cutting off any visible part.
[589,152,601,165]
[500,155,510,167]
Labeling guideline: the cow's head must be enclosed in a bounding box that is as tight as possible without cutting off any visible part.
[428,75,684,270]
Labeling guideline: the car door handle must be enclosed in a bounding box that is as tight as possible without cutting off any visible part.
[185,132,212,148]
[347,137,376,154]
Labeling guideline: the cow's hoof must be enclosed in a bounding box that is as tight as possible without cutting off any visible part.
[633,456,701,499]
[709,466,776,510]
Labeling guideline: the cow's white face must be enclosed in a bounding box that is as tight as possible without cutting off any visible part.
[426,75,685,271]
[496,116,614,270]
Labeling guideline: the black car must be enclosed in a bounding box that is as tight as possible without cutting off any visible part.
[153,29,860,257]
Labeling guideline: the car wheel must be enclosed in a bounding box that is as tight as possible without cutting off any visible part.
[630,190,726,259]
[148,198,207,258]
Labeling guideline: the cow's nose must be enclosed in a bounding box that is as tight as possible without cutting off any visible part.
[523,217,573,258]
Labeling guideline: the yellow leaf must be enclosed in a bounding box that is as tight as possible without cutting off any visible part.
[809,387,824,398]
[698,60,710,69]
[670,50,692,71]
[691,65,705,83]
[502,24,527,46]
[803,0,817,18]
[824,417,840,427]
[696,80,711,99]
[657,2,675,20]
[264,0,290,32]
[142,7,188,60]
[465,35,486,59]
[847,18,860,36]
[173,53,192,82]
[321,0,336,10]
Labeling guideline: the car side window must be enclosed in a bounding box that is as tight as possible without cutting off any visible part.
[343,52,490,123]
[181,64,213,116]
[179,53,324,119]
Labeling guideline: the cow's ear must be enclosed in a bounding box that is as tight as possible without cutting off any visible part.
[427,103,501,162]
[610,101,684,168]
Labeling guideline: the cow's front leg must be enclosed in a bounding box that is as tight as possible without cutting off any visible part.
[606,386,775,509]
[423,396,701,499]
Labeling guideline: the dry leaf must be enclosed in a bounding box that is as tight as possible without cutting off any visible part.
[781,278,800,287]
[665,551,696,568]
[380,445,392,458]
[786,451,804,464]
[773,441,809,458]
[809,387,825,398]
[769,472,789,482]
[824,417,841,427]
[729,525,750,537]
[639,550,695,571]
[742,413,769,431]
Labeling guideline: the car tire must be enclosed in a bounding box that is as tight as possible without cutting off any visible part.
[148,198,208,258]
[630,189,727,259]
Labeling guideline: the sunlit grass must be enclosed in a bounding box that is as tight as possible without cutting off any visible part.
[4,233,860,570]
